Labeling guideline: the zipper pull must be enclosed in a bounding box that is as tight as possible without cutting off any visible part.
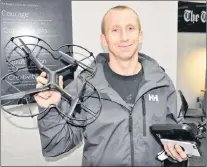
[129,113,133,132]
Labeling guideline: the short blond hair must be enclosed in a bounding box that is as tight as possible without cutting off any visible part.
[101,5,142,34]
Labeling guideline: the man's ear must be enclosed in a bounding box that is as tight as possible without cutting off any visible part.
[100,34,108,48]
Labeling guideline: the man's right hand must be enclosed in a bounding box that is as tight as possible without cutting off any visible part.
[34,72,63,108]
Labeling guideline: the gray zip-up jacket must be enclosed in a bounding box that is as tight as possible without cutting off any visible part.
[37,53,179,166]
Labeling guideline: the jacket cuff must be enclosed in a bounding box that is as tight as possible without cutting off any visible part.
[37,102,62,120]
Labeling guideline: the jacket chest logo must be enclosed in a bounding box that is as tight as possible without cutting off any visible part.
[148,94,159,102]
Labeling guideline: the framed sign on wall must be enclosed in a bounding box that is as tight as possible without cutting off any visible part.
[178,1,206,33]
[1,0,73,104]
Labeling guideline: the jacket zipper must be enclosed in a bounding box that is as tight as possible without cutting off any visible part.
[142,96,146,136]
[128,111,134,166]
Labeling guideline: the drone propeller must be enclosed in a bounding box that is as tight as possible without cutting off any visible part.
[19,38,48,71]
[58,50,94,74]
[18,38,31,54]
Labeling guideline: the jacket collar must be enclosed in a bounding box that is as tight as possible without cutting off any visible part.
[85,53,170,109]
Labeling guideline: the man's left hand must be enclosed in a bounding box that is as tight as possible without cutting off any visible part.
[164,144,188,162]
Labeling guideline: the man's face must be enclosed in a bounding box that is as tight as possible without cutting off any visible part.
[101,9,143,61]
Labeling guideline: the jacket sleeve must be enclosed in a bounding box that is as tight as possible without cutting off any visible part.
[37,78,84,157]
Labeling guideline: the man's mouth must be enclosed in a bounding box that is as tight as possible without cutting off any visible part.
[119,44,132,48]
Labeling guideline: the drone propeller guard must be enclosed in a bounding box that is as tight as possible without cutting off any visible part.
[1,35,102,126]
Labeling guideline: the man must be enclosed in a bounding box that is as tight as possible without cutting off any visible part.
[35,5,188,166]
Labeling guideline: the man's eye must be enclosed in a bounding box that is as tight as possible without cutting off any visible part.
[128,27,134,31]
[112,29,118,32]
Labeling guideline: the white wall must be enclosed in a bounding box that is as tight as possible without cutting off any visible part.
[176,0,206,111]
[1,1,178,166]
[177,33,206,110]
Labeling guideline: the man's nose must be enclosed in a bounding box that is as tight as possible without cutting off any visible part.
[120,30,129,41]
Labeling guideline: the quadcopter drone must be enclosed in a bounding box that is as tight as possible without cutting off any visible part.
[1,35,102,127]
